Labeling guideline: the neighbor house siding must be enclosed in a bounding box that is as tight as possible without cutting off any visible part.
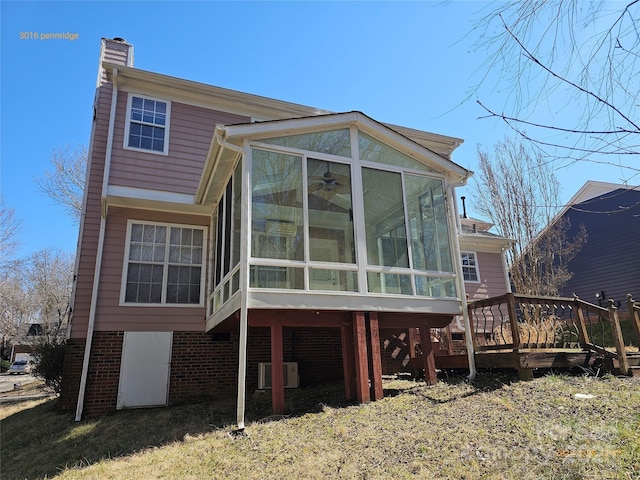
[108,96,249,195]
[560,189,640,310]
[464,251,508,301]
[92,207,209,332]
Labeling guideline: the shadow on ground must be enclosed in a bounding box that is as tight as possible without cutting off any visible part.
[0,369,525,479]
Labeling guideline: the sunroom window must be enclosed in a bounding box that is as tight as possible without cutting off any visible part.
[223,126,460,299]
[258,129,351,157]
[358,131,436,173]
[210,162,242,313]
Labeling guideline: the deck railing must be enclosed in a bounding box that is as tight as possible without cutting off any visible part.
[626,294,640,349]
[467,293,631,375]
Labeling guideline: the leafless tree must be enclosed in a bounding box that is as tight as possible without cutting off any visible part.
[36,145,87,223]
[473,137,586,296]
[0,249,73,360]
[0,271,34,355]
[28,249,74,329]
[0,200,21,271]
[473,0,639,182]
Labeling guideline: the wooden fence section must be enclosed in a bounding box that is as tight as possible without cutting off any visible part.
[463,293,640,376]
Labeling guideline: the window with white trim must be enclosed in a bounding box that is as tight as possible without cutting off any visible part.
[123,222,205,305]
[124,94,170,154]
[461,252,479,282]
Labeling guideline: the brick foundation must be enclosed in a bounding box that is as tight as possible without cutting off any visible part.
[169,331,238,404]
[245,327,344,391]
[59,327,346,417]
[83,331,124,416]
[58,338,86,411]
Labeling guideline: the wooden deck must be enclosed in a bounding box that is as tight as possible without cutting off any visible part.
[430,293,640,378]
[436,350,640,372]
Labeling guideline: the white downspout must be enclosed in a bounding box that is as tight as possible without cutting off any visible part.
[75,69,119,421]
[214,127,249,431]
[448,184,477,381]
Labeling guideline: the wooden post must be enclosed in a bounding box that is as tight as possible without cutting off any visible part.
[445,325,454,355]
[608,300,630,376]
[573,296,591,348]
[505,293,521,351]
[468,303,479,350]
[408,328,420,358]
[340,322,357,401]
[270,324,285,414]
[627,294,640,350]
[352,312,370,403]
[419,321,438,386]
[367,312,384,401]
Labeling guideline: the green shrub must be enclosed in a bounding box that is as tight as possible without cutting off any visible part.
[31,336,67,393]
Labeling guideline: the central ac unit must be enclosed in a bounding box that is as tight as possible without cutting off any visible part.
[258,362,299,389]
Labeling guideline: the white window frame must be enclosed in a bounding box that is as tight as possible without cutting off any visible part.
[461,251,480,283]
[123,93,171,155]
[120,220,207,307]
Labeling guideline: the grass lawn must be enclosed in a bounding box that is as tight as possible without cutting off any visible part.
[1,371,639,479]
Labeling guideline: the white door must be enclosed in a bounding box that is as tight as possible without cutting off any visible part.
[117,331,172,409]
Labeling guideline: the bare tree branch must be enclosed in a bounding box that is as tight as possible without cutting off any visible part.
[472,0,640,178]
[36,146,87,224]
[0,200,21,271]
[472,137,587,296]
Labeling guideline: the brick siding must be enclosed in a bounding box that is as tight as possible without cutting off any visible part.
[58,327,347,417]
[58,338,85,411]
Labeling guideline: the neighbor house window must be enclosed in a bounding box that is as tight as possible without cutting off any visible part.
[122,221,205,305]
[124,94,170,154]
[461,252,479,282]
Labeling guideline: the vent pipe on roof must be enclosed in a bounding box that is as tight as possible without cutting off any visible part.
[461,196,468,219]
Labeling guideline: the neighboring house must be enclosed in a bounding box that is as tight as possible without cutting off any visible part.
[457,215,514,328]
[60,38,509,422]
[554,181,640,310]
[5,323,49,363]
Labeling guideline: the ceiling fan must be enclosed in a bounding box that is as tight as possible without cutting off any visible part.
[309,162,351,200]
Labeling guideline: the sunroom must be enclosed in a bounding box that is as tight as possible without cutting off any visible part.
[196,111,473,425]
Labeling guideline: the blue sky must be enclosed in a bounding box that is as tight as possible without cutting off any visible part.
[0,1,622,258]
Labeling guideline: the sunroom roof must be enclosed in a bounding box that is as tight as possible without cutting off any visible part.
[196,111,471,206]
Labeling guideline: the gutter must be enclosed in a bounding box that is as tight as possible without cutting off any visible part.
[75,69,119,421]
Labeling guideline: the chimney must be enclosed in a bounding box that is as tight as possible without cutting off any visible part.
[96,37,134,86]
[460,196,468,219]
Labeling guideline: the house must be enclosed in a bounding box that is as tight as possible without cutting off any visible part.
[555,181,640,310]
[2,322,56,364]
[59,38,510,424]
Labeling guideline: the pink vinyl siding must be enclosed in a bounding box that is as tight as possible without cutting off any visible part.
[93,207,209,332]
[464,251,510,335]
[69,83,114,339]
[109,96,249,195]
[464,251,509,301]
[445,251,510,335]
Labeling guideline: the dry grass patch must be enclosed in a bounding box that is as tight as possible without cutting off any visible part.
[1,371,639,479]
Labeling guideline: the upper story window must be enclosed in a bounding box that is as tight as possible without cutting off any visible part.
[461,252,480,282]
[124,94,170,154]
[121,221,205,305]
